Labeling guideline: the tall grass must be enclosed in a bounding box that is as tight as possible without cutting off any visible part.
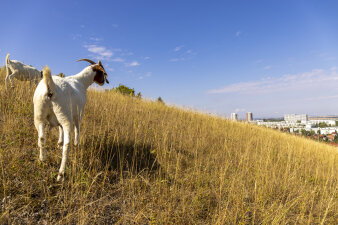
[0,67,337,224]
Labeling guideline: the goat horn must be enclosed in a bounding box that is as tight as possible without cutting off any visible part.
[77,59,96,65]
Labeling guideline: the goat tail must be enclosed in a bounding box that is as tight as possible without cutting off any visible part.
[42,66,55,93]
[5,53,10,77]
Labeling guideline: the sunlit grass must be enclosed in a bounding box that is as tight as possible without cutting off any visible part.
[0,67,337,224]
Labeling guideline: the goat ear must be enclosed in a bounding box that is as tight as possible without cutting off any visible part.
[98,61,102,66]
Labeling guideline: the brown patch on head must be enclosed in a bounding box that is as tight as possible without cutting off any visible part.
[97,61,109,83]
[78,58,109,85]
[92,64,107,85]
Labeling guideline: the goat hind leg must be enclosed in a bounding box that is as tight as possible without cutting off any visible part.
[37,123,46,162]
[5,75,9,89]
[8,72,17,88]
[5,73,14,89]
[5,66,12,89]
[57,125,71,182]
[74,121,80,147]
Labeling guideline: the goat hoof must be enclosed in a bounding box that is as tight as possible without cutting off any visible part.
[39,155,46,162]
[57,174,64,182]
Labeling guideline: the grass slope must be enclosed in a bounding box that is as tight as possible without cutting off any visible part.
[0,67,337,224]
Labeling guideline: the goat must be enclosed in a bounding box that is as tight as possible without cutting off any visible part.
[33,59,109,181]
[5,53,42,89]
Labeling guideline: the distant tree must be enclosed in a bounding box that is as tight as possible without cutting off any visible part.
[303,130,313,137]
[114,84,135,96]
[334,134,338,143]
[57,72,66,78]
[336,121,338,126]
[157,97,164,104]
[319,122,328,128]
[136,92,142,98]
[262,118,283,122]
[300,129,312,137]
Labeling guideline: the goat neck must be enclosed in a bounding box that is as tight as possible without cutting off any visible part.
[71,66,97,89]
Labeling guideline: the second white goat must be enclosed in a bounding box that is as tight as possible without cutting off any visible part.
[5,53,42,88]
[33,59,109,181]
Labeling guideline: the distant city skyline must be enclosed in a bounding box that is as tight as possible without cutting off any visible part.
[231,112,338,120]
[2,1,338,117]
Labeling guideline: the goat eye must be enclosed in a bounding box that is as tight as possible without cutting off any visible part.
[47,93,53,98]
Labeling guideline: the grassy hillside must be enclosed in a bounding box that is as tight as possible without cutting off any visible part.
[0,67,337,224]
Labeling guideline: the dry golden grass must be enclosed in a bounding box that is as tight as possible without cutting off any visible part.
[0,66,337,224]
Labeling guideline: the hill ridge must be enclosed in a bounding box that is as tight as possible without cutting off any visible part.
[0,67,337,224]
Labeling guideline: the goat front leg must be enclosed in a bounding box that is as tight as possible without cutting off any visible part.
[7,71,17,88]
[37,123,46,162]
[57,124,71,182]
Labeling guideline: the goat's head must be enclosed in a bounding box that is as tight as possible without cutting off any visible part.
[77,59,109,86]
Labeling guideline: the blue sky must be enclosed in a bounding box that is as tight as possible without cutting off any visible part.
[2,0,338,118]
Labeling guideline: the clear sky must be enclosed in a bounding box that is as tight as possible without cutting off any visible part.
[2,0,338,118]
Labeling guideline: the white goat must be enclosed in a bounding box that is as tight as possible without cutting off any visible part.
[33,59,109,181]
[5,53,42,88]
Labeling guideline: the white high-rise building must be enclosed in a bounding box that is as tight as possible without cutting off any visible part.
[284,114,308,122]
[246,112,253,122]
[230,113,238,121]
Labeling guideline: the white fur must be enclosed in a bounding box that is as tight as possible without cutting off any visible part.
[5,53,41,88]
[33,63,107,182]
